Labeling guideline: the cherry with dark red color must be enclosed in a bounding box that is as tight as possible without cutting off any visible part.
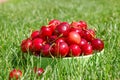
[82,43,93,55]
[54,42,69,57]
[41,44,51,57]
[31,30,40,39]
[83,29,95,41]
[91,38,104,51]
[21,38,32,53]
[69,44,81,57]
[79,21,87,29]
[55,22,70,36]
[79,38,88,48]
[31,38,44,52]
[40,26,53,37]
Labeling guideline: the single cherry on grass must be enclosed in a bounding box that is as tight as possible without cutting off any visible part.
[69,44,81,57]
[34,67,44,76]
[9,69,22,80]
[91,38,104,51]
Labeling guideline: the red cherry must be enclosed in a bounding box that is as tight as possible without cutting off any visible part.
[30,30,40,39]
[48,35,57,44]
[54,42,69,57]
[79,21,87,29]
[70,21,82,29]
[79,38,88,48]
[82,43,93,55]
[40,26,53,37]
[91,38,104,51]
[67,31,81,44]
[32,38,44,52]
[55,37,65,43]
[21,38,32,53]
[55,22,70,36]
[69,44,81,57]
[83,29,95,41]
[9,69,22,80]
[49,19,61,31]
[41,44,51,57]
[34,67,44,76]
[70,27,84,37]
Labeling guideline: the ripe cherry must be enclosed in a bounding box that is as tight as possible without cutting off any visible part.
[9,69,22,80]
[34,67,44,76]
[82,43,93,55]
[30,30,40,39]
[33,51,41,56]
[70,27,84,37]
[79,38,88,48]
[91,38,104,51]
[67,31,81,44]
[83,29,95,41]
[41,44,51,57]
[32,38,44,52]
[54,42,69,57]
[49,19,61,31]
[55,22,70,36]
[70,21,81,29]
[55,37,65,44]
[69,44,81,57]
[21,38,32,53]
[40,26,53,37]
[79,21,87,29]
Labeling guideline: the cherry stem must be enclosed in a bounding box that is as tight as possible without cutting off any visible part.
[83,28,96,39]
[49,43,55,59]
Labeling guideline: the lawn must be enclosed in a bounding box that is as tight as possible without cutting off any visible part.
[0,0,120,80]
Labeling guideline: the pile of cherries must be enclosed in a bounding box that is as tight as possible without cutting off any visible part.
[21,19,104,57]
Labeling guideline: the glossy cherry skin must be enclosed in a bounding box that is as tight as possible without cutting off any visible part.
[91,38,104,51]
[67,31,81,45]
[55,22,70,36]
[30,30,40,40]
[69,44,81,57]
[70,27,84,37]
[9,69,22,80]
[31,38,44,52]
[82,43,93,55]
[55,37,65,44]
[41,44,51,57]
[40,26,53,37]
[54,42,69,57]
[83,29,95,42]
[21,38,32,53]
[79,21,87,29]
[49,19,61,31]
[79,38,88,48]
[70,21,82,29]
[34,67,44,76]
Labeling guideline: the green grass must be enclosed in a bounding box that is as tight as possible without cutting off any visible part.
[0,0,120,79]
